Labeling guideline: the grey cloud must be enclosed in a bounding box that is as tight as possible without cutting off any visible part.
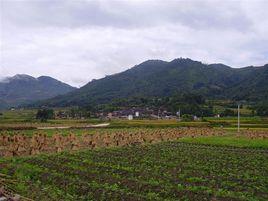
[1,0,254,31]
[0,0,267,87]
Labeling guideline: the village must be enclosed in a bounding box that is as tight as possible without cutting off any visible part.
[55,107,202,121]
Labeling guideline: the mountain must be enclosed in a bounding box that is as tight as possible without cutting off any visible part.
[0,74,76,109]
[224,65,268,101]
[29,58,268,108]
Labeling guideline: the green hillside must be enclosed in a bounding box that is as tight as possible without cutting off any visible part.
[29,58,268,108]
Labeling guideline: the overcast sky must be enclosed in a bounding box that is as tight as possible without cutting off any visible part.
[1,0,268,87]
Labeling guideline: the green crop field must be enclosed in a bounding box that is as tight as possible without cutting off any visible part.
[0,140,267,201]
[178,134,268,149]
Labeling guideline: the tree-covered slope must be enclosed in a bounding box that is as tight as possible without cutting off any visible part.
[30,58,268,108]
[225,65,268,101]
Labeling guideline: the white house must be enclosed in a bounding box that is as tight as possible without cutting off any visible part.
[128,115,133,120]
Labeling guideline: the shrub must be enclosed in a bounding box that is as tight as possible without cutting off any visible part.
[221,109,235,117]
[36,109,55,122]
[182,114,194,122]
[256,105,268,116]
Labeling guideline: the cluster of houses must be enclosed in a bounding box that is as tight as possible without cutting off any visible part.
[103,108,178,120]
[53,107,204,121]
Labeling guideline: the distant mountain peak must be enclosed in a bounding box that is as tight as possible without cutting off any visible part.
[0,74,36,83]
[172,57,191,61]
[37,75,57,81]
[12,74,36,80]
[140,59,167,65]
[171,57,196,63]
[0,74,76,109]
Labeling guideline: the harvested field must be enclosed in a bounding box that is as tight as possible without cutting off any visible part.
[240,130,268,139]
[0,128,224,157]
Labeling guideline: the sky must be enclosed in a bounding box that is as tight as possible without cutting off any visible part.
[0,0,268,87]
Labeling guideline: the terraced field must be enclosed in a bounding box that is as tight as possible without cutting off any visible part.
[0,141,267,201]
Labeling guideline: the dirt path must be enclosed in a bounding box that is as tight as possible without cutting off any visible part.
[37,123,110,130]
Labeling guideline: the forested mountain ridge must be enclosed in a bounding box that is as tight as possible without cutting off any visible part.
[28,58,268,108]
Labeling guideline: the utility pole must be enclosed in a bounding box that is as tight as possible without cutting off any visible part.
[238,104,240,132]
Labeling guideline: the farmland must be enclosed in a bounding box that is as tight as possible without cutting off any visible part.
[0,139,268,201]
[0,128,225,157]
[0,109,268,200]
[2,1,268,200]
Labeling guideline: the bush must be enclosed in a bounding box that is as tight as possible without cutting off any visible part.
[256,104,268,116]
[182,114,194,122]
[36,109,55,122]
[221,109,235,117]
